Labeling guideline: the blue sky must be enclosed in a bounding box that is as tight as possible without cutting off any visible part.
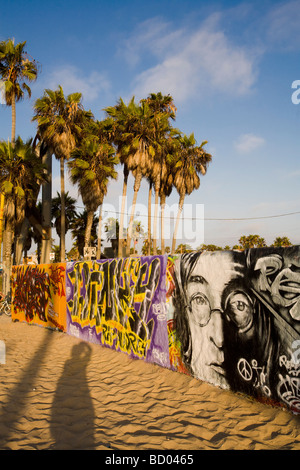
[1,0,300,250]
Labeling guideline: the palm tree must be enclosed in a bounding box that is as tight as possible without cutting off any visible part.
[159,168,173,255]
[0,137,47,293]
[0,38,38,143]
[171,134,212,254]
[271,236,292,247]
[140,93,177,255]
[140,92,177,120]
[32,85,93,262]
[239,234,267,249]
[68,127,118,259]
[154,128,180,255]
[104,97,157,257]
[51,191,77,252]
[104,98,137,258]
[70,209,98,258]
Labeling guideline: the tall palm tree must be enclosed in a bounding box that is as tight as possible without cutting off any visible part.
[151,123,180,255]
[140,93,177,255]
[159,169,173,255]
[171,134,212,253]
[0,38,38,143]
[68,127,118,258]
[104,98,138,258]
[51,191,77,252]
[105,97,159,257]
[32,86,93,261]
[0,137,47,293]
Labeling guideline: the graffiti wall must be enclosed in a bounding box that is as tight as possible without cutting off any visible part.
[10,247,300,414]
[11,263,67,331]
[66,256,170,366]
[167,247,300,414]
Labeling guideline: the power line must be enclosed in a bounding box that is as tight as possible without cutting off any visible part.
[39,197,300,222]
[204,211,300,221]
[96,209,300,222]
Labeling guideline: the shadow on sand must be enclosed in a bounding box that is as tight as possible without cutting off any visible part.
[50,341,96,449]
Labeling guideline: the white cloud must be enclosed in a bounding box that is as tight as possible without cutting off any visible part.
[234,133,265,154]
[121,17,183,65]
[285,168,300,178]
[266,0,300,50]
[44,65,111,103]
[125,15,259,103]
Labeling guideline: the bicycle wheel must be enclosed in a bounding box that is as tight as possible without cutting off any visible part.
[4,303,11,316]
[0,302,11,316]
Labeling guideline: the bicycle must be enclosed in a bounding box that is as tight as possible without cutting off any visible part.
[0,293,11,316]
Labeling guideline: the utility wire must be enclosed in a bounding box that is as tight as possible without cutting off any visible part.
[90,208,300,222]
[39,197,300,221]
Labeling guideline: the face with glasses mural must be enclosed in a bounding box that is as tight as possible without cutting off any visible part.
[172,250,259,389]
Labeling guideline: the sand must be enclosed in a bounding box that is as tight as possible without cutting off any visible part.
[0,314,299,451]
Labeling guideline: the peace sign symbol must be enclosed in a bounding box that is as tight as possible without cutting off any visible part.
[238,358,253,381]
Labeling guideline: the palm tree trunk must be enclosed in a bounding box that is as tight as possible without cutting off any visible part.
[11,92,16,144]
[84,210,94,250]
[60,157,66,262]
[171,193,185,254]
[0,193,4,262]
[3,227,13,295]
[160,193,166,255]
[152,183,160,255]
[118,166,128,258]
[14,218,30,265]
[2,200,14,295]
[147,182,152,255]
[126,170,142,256]
[41,149,52,264]
[97,204,103,259]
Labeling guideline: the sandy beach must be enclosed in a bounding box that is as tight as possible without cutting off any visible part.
[0,313,299,451]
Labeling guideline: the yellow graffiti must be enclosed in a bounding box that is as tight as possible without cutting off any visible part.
[67,257,160,357]
[98,319,150,357]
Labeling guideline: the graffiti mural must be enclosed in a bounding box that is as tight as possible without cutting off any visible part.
[11,263,67,331]
[9,246,300,414]
[66,256,170,366]
[168,247,300,414]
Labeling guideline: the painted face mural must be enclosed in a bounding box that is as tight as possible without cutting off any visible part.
[10,246,300,414]
[172,251,250,389]
[170,247,300,412]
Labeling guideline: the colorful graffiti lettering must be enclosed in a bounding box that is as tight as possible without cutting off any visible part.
[10,247,300,415]
[12,265,50,322]
[167,319,189,374]
[11,263,66,330]
[66,256,167,360]
[49,265,66,298]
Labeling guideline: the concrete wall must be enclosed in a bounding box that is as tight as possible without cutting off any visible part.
[11,246,300,414]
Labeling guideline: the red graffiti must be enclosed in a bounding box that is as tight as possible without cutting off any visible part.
[49,265,65,297]
[12,266,50,322]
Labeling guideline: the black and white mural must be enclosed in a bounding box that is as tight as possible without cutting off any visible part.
[169,247,300,413]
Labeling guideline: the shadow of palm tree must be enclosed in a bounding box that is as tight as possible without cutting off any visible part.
[50,341,96,449]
